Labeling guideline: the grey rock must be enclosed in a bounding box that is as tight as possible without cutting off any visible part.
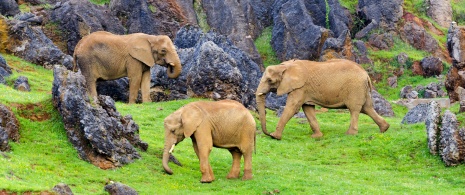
[303,0,351,38]
[174,0,198,26]
[445,23,465,103]
[13,76,30,92]
[52,66,148,169]
[460,100,465,113]
[0,54,12,85]
[0,0,20,17]
[371,90,395,117]
[426,0,452,28]
[439,110,465,166]
[110,0,158,35]
[397,52,409,65]
[14,13,43,25]
[0,104,20,151]
[6,19,73,70]
[357,0,403,30]
[421,56,443,77]
[401,103,430,124]
[368,33,394,50]
[320,29,354,61]
[400,85,413,99]
[353,40,372,65]
[355,19,378,39]
[52,183,74,195]
[424,89,437,98]
[104,182,138,195]
[401,21,440,54]
[425,101,441,155]
[394,98,450,109]
[388,76,397,88]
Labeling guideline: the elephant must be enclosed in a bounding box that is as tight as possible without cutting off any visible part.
[162,100,256,183]
[73,31,182,104]
[256,59,390,140]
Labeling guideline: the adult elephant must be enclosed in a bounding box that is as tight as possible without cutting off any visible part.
[162,100,255,183]
[256,59,390,140]
[73,31,181,103]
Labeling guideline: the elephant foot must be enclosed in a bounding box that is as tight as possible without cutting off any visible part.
[270,132,282,140]
[242,170,253,180]
[226,172,240,179]
[311,131,323,138]
[200,175,214,183]
[380,123,390,133]
[345,129,358,135]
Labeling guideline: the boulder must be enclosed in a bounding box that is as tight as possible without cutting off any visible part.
[6,19,73,70]
[14,13,43,25]
[50,0,125,55]
[52,183,74,195]
[368,33,394,50]
[425,101,441,155]
[104,182,138,195]
[271,0,330,61]
[445,22,465,103]
[400,85,414,99]
[0,0,20,17]
[0,104,20,151]
[357,0,403,30]
[397,52,409,66]
[354,19,378,39]
[387,76,397,88]
[401,21,440,54]
[0,54,12,85]
[426,0,452,28]
[420,56,443,77]
[401,103,430,124]
[371,90,395,117]
[52,66,148,169]
[13,76,31,92]
[353,40,372,65]
[439,110,465,166]
[319,29,355,61]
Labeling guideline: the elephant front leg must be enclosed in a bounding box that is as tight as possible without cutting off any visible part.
[227,149,241,179]
[302,105,323,138]
[140,70,152,103]
[195,141,214,183]
[128,75,142,104]
[272,95,303,140]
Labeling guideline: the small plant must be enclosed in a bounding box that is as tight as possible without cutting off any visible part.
[149,5,156,13]
[194,0,210,32]
[254,27,280,67]
[88,0,110,5]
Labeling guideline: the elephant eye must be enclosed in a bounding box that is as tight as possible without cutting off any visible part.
[170,129,175,133]
[160,49,167,54]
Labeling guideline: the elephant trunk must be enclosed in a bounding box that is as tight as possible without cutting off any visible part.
[162,143,175,175]
[256,93,271,136]
[166,60,181,79]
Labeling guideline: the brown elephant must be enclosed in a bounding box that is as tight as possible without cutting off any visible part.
[73,31,182,103]
[256,59,390,140]
[162,100,255,183]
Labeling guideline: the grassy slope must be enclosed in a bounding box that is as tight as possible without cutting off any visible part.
[1,52,465,194]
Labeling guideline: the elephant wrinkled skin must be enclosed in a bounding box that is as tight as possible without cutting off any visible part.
[162,100,256,183]
[256,59,390,140]
[73,31,182,103]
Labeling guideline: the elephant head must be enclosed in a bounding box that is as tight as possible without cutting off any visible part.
[256,62,306,136]
[162,105,203,174]
[129,34,182,78]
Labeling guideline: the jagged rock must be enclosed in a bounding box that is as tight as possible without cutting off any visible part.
[14,13,43,25]
[400,85,414,99]
[0,104,20,151]
[353,40,372,65]
[52,183,74,195]
[357,0,403,30]
[13,76,31,92]
[0,0,20,17]
[6,19,73,70]
[354,19,378,39]
[0,54,12,85]
[425,101,441,155]
[397,52,409,66]
[371,90,394,117]
[401,103,430,124]
[303,0,351,38]
[426,0,452,28]
[439,110,465,166]
[320,29,354,61]
[52,66,148,169]
[445,22,465,103]
[420,56,443,77]
[96,78,130,103]
[271,0,330,61]
[174,0,198,25]
[368,33,394,50]
[104,182,138,195]
[388,76,397,88]
[202,0,265,67]
[50,0,125,55]
[401,21,440,54]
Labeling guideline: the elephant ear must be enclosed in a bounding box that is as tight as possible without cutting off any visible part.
[277,64,306,96]
[129,36,155,67]
[181,105,204,138]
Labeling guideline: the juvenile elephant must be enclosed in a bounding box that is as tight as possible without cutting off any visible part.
[73,31,181,103]
[256,59,390,140]
[162,100,256,183]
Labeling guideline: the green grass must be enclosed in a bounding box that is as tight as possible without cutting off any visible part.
[255,27,280,67]
[1,51,465,194]
[88,0,110,5]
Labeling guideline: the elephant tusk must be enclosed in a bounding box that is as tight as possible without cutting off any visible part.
[169,144,175,154]
[257,93,264,96]
[168,62,175,66]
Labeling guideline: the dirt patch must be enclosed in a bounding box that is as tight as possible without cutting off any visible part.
[10,103,52,122]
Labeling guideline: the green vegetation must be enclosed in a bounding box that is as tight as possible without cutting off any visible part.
[1,47,465,194]
[193,0,210,32]
[339,0,358,14]
[452,0,465,25]
[254,27,280,67]
[88,0,110,5]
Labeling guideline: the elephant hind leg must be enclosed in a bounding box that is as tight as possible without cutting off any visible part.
[361,105,390,133]
[346,108,361,135]
[227,149,241,179]
[302,105,323,138]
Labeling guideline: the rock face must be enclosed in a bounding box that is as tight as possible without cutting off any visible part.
[0,0,20,17]
[104,182,138,195]
[439,111,465,166]
[357,0,403,30]
[0,54,12,84]
[445,22,465,103]
[6,19,73,70]
[0,104,20,152]
[425,101,441,155]
[426,0,452,28]
[52,66,148,169]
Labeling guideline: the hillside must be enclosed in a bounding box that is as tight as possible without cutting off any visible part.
[1,0,465,194]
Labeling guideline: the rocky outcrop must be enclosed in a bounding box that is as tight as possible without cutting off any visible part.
[52,66,148,169]
[439,111,465,166]
[50,0,125,55]
[425,101,440,155]
[0,54,12,84]
[357,0,403,31]
[6,19,73,70]
[426,0,452,28]
[445,22,465,103]
[319,29,355,61]
[0,0,20,17]
[104,182,138,195]
[0,104,20,152]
